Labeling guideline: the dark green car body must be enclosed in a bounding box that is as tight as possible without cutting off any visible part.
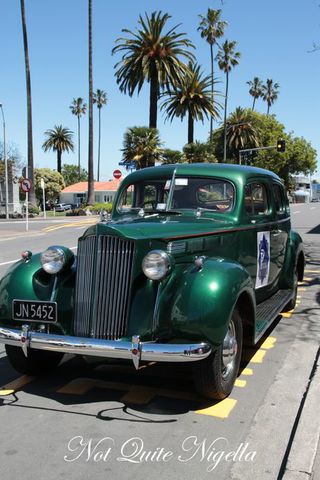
[0,164,304,398]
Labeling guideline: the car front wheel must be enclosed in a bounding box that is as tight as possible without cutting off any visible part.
[5,345,64,375]
[192,308,243,400]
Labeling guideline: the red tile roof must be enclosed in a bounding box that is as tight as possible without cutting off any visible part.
[61,180,122,193]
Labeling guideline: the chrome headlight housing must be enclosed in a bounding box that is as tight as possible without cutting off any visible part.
[40,246,68,274]
[142,250,172,281]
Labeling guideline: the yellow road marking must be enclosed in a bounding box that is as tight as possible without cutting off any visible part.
[298,287,306,292]
[260,336,277,350]
[235,379,246,388]
[304,270,320,274]
[43,220,96,232]
[241,368,253,376]
[282,311,293,318]
[246,350,266,364]
[0,375,36,396]
[195,398,237,418]
[303,277,312,281]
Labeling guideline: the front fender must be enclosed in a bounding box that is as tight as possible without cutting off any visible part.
[154,257,254,347]
[0,255,75,334]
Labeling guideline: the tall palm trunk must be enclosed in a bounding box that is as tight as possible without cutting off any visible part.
[149,62,158,131]
[87,0,94,204]
[252,97,256,111]
[210,43,214,142]
[188,109,194,144]
[77,115,81,180]
[97,107,101,181]
[20,0,35,204]
[223,71,229,163]
[57,149,62,173]
[267,103,270,115]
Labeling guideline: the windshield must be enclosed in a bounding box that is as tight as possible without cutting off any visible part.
[117,177,235,214]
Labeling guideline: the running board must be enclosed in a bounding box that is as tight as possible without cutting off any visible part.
[254,289,293,343]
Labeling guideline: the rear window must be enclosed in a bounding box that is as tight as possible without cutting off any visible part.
[244,183,268,216]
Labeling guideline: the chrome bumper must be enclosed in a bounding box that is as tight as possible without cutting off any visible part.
[0,326,212,369]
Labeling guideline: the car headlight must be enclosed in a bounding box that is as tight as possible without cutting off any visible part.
[142,250,172,281]
[40,246,68,274]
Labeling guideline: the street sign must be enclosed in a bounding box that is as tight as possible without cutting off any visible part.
[113,169,122,179]
[20,177,32,193]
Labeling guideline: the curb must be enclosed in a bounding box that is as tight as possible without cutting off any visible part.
[282,348,320,479]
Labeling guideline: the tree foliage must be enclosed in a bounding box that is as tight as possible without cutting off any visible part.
[161,148,184,164]
[61,164,88,186]
[121,126,163,169]
[42,125,74,173]
[112,11,195,128]
[161,62,221,143]
[34,168,65,203]
[211,109,317,184]
[183,141,217,163]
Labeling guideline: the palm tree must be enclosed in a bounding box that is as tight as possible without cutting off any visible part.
[161,62,221,144]
[87,0,94,205]
[112,11,195,129]
[42,125,74,173]
[198,8,227,140]
[70,97,87,180]
[216,40,241,162]
[121,127,162,169]
[262,79,279,115]
[93,89,107,181]
[247,77,263,111]
[20,0,35,204]
[226,107,259,161]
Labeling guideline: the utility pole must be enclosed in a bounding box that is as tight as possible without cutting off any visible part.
[0,103,9,219]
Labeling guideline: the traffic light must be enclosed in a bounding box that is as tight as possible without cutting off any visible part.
[276,139,286,152]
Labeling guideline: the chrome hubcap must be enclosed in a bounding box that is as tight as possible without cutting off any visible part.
[222,320,238,378]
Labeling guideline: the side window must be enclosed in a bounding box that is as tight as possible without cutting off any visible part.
[273,184,285,213]
[244,183,268,216]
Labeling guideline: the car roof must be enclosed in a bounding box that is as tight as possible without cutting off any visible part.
[121,163,282,187]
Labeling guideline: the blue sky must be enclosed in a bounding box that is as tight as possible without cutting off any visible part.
[1,0,320,179]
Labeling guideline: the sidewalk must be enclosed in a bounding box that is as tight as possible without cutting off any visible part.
[282,348,320,479]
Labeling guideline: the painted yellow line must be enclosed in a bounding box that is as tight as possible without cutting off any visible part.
[303,277,312,282]
[0,375,36,396]
[298,288,306,292]
[304,270,320,274]
[248,350,266,364]
[297,295,301,299]
[43,221,96,232]
[195,398,237,418]
[235,379,247,388]
[282,311,293,318]
[241,368,254,376]
[260,336,277,350]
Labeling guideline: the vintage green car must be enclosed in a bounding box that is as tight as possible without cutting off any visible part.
[0,164,304,399]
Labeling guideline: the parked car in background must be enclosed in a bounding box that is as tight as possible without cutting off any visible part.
[54,203,72,212]
[0,164,304,400]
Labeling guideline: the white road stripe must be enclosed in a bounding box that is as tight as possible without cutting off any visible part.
[292,211,300,214]
[0,246,77,266]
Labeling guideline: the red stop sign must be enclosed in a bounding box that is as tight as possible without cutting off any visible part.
[113,169,122,179]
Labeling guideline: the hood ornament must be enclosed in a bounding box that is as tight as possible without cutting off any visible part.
[131,335,142,370]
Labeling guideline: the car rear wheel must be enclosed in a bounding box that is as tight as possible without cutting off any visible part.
[5,345,64,375]
[192,308,243,400]
[283,270,298,312]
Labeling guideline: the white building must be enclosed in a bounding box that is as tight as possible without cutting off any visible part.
[59,180,122,205]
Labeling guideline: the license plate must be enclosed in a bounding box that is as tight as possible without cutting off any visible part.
[12,300,57,323]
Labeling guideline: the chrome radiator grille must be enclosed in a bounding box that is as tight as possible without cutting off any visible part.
[73,235,135,339]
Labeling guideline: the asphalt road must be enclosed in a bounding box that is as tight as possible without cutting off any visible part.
[0,207,319,479]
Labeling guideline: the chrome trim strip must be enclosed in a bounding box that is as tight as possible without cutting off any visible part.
[0,327,211,363]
